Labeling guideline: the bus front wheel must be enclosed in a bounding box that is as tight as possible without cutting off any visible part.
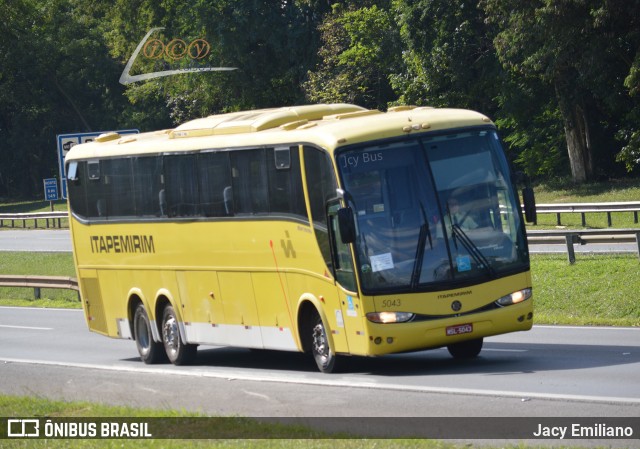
[133,303,166,364]
[161,305,197,365]
[447,338,483,359]
[309,313,339,373]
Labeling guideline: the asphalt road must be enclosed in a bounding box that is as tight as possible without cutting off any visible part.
[1,230,639,445]
[1,229,637,254]
[0,229,72,252]
[1,306,639,445]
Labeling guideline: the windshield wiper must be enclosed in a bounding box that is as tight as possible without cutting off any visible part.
[451,224,497,278]
[411,202,432,288]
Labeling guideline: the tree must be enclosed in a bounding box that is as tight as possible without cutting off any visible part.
[104,0,323,123]
[391,0,502,113]
[0,0,128,197]
[303,2,401,110]
[611,1,640,173]
[483,0,640,183]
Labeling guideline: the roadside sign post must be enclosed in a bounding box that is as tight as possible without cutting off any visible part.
[56,129,139,199]
[43,178,59,211]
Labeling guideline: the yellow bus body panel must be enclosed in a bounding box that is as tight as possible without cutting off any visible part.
[67,104,532,359]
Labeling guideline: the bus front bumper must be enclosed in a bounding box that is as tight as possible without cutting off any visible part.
[358,300,533,356]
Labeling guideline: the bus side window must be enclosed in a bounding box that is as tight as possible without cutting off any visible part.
[198,152,233,217]
[304,146,337,270]
[85,161,103,219]
[132,156,164,217]
[267,146,306,218]
[165,154,199,217]
[102,158,135,218]
[230,149,268,215]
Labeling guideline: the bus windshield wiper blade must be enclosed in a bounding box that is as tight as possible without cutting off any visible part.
[451,224,497,278]
[411,202,432,288]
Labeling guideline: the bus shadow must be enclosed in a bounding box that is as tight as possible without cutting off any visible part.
[175,341,639,376]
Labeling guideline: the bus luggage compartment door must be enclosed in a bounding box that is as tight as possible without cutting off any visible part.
[78,269,109,335]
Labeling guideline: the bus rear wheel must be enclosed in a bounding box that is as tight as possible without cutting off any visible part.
[308,312,339,373]
[133,303,166,364]
[161,305,197,365]
[447,338,483,359]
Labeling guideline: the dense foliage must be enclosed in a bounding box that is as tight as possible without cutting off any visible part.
[2,0,639,197]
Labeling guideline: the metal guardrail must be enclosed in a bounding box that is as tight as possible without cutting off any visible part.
[534,201,640,227]
[527,229,640,263]
[0,231,636,301]
[0,275,79,300]
[0,212,68,229]
[1,202,639,228]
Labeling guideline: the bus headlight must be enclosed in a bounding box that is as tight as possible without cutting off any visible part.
[495,288,532,307]
[366,312,415,324]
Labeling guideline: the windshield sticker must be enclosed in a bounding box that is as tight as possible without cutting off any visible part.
[370,253,394,272]
[456,255,472,272]
[346,296,357,317]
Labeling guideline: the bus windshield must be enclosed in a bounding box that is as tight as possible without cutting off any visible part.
[337,128,529,293]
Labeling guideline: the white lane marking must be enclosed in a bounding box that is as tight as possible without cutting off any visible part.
[0,306,82,312]
[483,348,527,353]
[2,357,639,406]
[534,325,640,331]
[0,249,72,253]
[242,390,271,401]
[3,308,637,329]
[2,308,636,329]
[0,325,53,330]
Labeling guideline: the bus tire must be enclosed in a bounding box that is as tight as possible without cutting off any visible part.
[161,304,197,365]
[309,312,339,373]
[133,303,166,364]
[447,338,483,359]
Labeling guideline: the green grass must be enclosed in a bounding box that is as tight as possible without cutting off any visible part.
[533,178,640,203]
[0,199,68,214]
[0,395,328,448]
[0,395,588,448]
[1,251,639,325]
[0,252,78,307]
[0,396,461,449]
[530,178,640,229]
[0,199,69,230]
[530,210,639,229]
[1,192,636,448]
[532,254,640,326]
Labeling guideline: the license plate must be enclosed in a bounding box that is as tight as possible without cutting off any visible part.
[446,323,473,336]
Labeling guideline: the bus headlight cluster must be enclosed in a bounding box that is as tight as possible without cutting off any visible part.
[495,288,532,307]
[366,312,415,324]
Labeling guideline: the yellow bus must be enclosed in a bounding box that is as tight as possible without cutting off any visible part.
[65,104,535,373]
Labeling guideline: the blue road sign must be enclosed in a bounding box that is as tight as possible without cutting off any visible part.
[56,129,139,199]
[43,178,59,201]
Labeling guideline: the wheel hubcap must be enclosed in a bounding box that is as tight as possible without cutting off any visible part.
[312,323,329,362]
[163,316,179,355]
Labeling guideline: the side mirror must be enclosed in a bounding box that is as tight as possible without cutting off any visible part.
[337,207,356,244]
[522,187,537,223]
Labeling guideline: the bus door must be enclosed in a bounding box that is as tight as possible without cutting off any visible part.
[327,200,364,354]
